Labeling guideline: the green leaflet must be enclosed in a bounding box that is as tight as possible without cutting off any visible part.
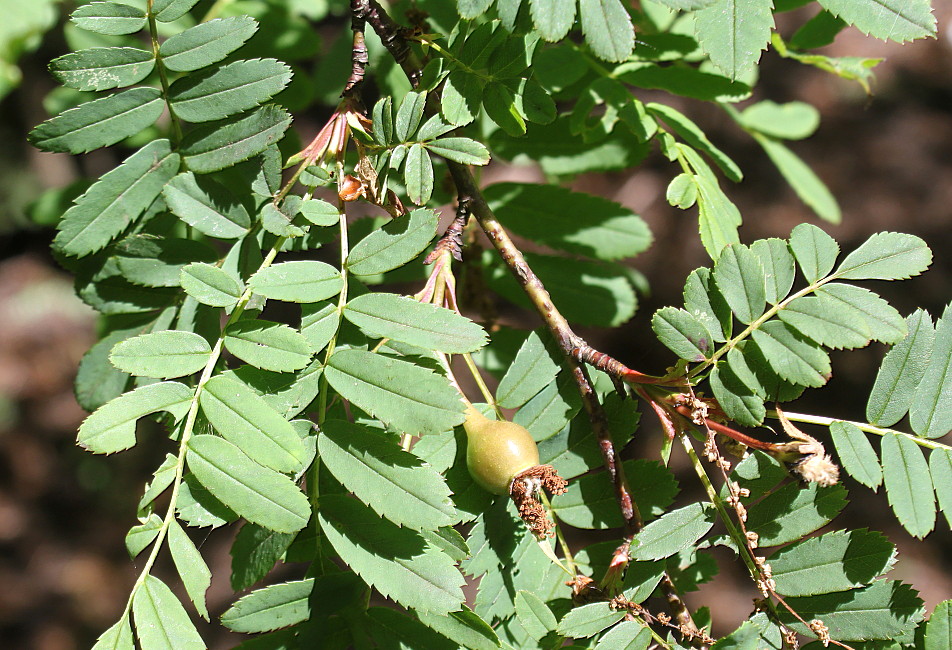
[714,244,767,325]
[346,208,438,277]
[318,419,457,530]
[514,372,583,441]
[299,198,339,226]
[593,621,651,649]
[126,515,161,558]
[131,575,204,649]
[318,494,465,614]
[221,578,313,633]
[180,106,292,173]
[789,223,839,283]
[909,304,952,439]
[867,310,934,427]
[777,580,924,641]
[223,319,313,373]
[168,58,292,123]
[78,381,193,454]
[746,482,848,546]
[394,91,427,142]
[405,143,434,205]
[484,182,652,262]
[176,474,237,528]
[816,0,935,43]
[109,330,211,379]
[778,294,873,350]
[924,600,952,650]
[114,235,219,288]
[754,135,841,224]
[684,267,732,342]
[834,232,932,281]
[199,374,306,474]
[163,171,252,239]
[648,103,742,182]
[769,529,896,597]
[881,432,935,538]
[249,260,343,303]
[417,607,500,650]
[160,16,259,73]
[495,330,560,409]
[710,364,766,427]
[54,139,179,257]
[343,293,487,354]
[739,100,820,140]
[230,523,297,591]
[180,262,243,308]
[652,306,715,361]
[186,435,310,533]
[667,173,698,209]
[138,453,177,513]
[324,349,465,436]
[301,302,341,353]
[424,137,491,165]
[817,283,906,344]
[749,321,831,388]
[930,449,952,529]
[515,590,557,639]
[530,0,576,41]
[152,0,201,22]
[630,502,716,561]
[167,520,212,620]
[829,421,882,490]
[71,2,146,36]
[578,0,635,62]
[91,618,133,650]
[368,607,458,648]
[557,601,625,638]
[50,47,154,91]
[30,87,163,154]
[695,0,774,79]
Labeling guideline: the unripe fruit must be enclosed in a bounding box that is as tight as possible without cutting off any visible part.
[464,404,539,495]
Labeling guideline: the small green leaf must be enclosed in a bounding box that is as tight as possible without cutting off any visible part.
[425,137,490,165]
[750,238,796,304]
[652,306,714,361]
[78,381,193,454]
[160,17,259,73]
[739,100,820,140]
[594,621,651,650]
[457,0,494,19]
[483,81,526,136]
[667,173,698,209]
[924,600,952,650]
[199,374,306,473]
[180,262,243,308]
[168,520,212,620]
[754,136,841,224]
[30,88,163,154]
[557,602,625,638]
[347,208,438,276]
[224,320,313,373]
[530,0,576,41]
[770,529,896,596]
[778,295,872,350]
[630,502,716,561]
[221,578,313,633]
[395,91,427,142]
[747,482,848,546]
[71,2,146,36]
[168,58,292,123]
[50,47,154,91]
[417,607,500,650]
[181,106,292,174]
[714,244,767,324]
[187,435,310,533]
[695,171,742,259]
[91,617,134,650]
[684,267,732,342]
[710,364,766,427]
[152,0,201,22]
[695,0,774,79]
[579,0,635,62]
[324,349,465,436]
[114,235,218,288]
[515,590,557,639]
[929,449,952,530]
[230,523,296,592]
[829,421,882,490]
[249,261,343,303]
[301,302,341,353]
[881,432,935,538]
[125,514,162,558]
[909,304,952,439]
[816,0,935,43]
[131,575,204,649]
[495,331,560,409]
[818,283,906,344]
[299,198,340,226]
[163,172,251,239]
[750,321,831,387]
[405,143,434,205]
[110,330,211,379]
[867,309,934,426]
[648,103,742,182]
[789,223,839,283]
[319,419,457,530]
[344,293,487,354]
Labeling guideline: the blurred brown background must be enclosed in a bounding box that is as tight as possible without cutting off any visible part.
[1,4,950,648]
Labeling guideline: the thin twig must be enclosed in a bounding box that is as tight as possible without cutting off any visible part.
[342,0,370,97]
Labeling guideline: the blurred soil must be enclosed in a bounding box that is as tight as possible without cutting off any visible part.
[1,6,951,647]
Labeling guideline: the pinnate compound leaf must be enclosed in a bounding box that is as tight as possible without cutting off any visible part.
[515,590,557,639]
[579,0,635,63]
[770,529,896,597]
[325,350,465,436]
[829,421,882,490]
[180,262,243,308]
[495,330,560,409]
[909,304,952,439]
[557,602,625,638]
[347,208,438,276]
[221,578,313,633]
[71,2,145,36]
[223,320,313,373]
[109,330,211,379]
[777,580,924,642]
[924,599,952,650]
[881,432,935,538]
[199,374,306,473]
[789,223,839,283]
[417,607,500,650]
[249,261,342,303]
[318,419,456,530]
[132,575,204,649]
[834,232,932,281]
[318,494,465,614]
[930,449,952,530]
[630,502,716,561]
[78,381,192,454]
[167,520,212,620]
[163,172,251,239]
[30,87,163,154]
[180,106,292,174]
[92,617,133,650]
[867,309,934,426]
[54,140,179,257]
[343,293,487,354]
[816,0,935,43]
[50,47,154,91]
[230,523,296,592]
[750,321,831,388]
[652,306,714,361]
[594,621,651,649]
[695,0,774,79]
[168,59,292,123]
[160,17,259,73]
[755,135,841,224]
[152,0,201,22]
[746,482,848,546]
[484,182,652,261]
[714,244,766,324]
[186,435,310,533]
